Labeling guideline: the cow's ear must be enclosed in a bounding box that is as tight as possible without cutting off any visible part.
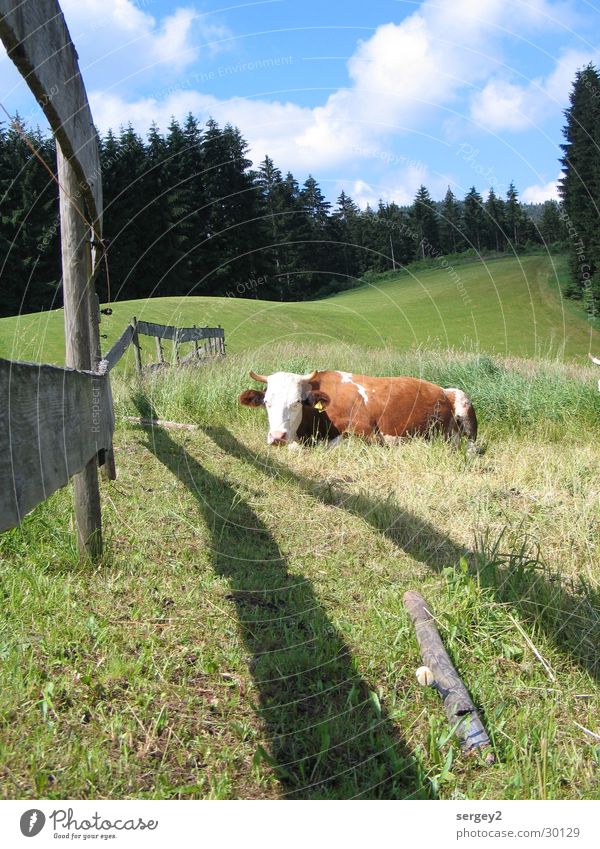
[240,389,265,407]
[306,389,330,410]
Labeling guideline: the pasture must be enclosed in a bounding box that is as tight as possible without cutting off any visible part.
[1,343,599,799]
[1,254,599,367]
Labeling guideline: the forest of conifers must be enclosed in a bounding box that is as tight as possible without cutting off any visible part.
[0,110,577,317]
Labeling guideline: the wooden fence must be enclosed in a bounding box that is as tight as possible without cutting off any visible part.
[100,318,225,374]
[0,358,113,533]
[0,318,225,537]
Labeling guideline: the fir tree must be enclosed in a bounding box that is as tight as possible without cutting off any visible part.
[463,187,485,252]
[410,185,440,259]
[559,63,600,306]
[505,182,525,248]
[539,200,565,246]
[202,120,264,295]
[330,191,361,282]
[439,187,463,254]
[484,188,507,252]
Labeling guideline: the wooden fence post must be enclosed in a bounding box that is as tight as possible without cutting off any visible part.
[193,325,199,360]
[155,335,164,364]
[57,144,102,560]
[131,316,143,375]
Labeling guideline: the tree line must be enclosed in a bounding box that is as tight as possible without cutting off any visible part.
[559,63,600,316]
[0,113,569,317]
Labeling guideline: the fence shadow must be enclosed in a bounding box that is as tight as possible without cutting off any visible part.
[136,413,429,799]
[202,426,600,685]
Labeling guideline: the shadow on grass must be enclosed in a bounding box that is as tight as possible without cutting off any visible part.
[203,425,600,685]
[136,408,429,799]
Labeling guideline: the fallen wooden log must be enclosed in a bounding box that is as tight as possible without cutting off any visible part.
[124,416,197,431]
[403,590,494,763]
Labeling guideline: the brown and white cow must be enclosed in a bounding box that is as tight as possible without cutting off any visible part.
[239,368,477,450]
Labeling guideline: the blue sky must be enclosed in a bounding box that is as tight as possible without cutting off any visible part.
[1,0,599,206]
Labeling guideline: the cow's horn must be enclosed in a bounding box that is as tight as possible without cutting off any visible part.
[249,369,267,383]
[303,370,318,382]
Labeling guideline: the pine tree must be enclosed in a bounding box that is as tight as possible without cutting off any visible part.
[155,114,210,296]
[559,63,600,307]
[410,185,440,259]
[369,202,411,271]
[301,175,330,224]
[329,191,361,282]
[463,187,485,252]
[100,124,149,301]
[138,122,175,297]
[279,171,315,298]
[201,120,264,295]
[256,155,286,293]
[0,120,60,316]
[505,182,525,249]
[439,187,463,254]
[483,188,507,252]
[539,200,566,246]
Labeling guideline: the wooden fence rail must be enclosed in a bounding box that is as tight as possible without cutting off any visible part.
[100,318,226,374]
[136,320,225,343]
[0,358,113,533]
[0,317,225,536]
[99,324,134,373]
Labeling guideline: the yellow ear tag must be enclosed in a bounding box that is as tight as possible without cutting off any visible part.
[314,401,324,412]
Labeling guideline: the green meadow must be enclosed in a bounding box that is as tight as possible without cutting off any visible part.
[1,254,598,367]
[1,253,599,800]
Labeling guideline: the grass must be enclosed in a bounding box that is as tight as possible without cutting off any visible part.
[1,345,599,799]
[1,254,599,368]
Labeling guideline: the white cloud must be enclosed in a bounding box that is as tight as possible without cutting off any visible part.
[1,0,583,183]
[471,80,533,131]
[522,176,561,202]
[471,48,596,133]
[343,163,450,209]
[150,8,201,70]
[89,89,315,163]
[85,0,578,174]
[89,0,508,171]
[60,0,231,82]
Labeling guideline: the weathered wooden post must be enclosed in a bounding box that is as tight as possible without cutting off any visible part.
[193,325,200,360]
[57,145,102,558]
[155,335,165,364]
[0,0,111,559]
[131,316,143,375]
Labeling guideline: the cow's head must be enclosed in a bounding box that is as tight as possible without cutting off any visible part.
[239,369,330,445]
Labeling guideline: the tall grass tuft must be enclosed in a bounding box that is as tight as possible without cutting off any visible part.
[112,342,600,439]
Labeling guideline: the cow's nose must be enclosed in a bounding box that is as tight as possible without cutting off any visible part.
[268,431,287,445]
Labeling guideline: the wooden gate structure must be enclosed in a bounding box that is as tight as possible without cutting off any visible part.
[0,0,113,558]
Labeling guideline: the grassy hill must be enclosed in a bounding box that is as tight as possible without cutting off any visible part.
[1,348,599,800]
[1,254,598,368]
[1,252,600,800]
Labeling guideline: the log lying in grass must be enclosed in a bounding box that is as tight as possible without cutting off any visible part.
[403,590,494,763]
[125,416,197,431]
